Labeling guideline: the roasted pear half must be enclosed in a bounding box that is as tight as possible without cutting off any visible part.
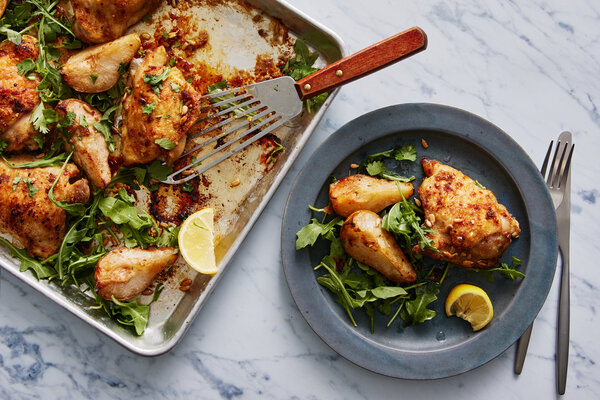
[340,210,416,284]
[329,174,414,218]
[61,33,141,93]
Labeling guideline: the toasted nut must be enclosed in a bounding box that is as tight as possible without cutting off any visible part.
[180,285,191,292]
[414,198,422,207]
[427,213,436,225]
[142,288,154,296]
[350,163,359,169]
[425,219,433,228]
[181,105,188,115]
[140,32,151,41]
[421,138,429,148]
[230,178,241,187]
[180,279,192,287]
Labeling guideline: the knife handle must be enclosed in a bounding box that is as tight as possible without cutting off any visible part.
[514,322,534,374]
[295,27,427,100]
[557,246,570,394]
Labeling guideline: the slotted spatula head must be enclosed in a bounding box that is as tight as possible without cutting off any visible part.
[164,27,428,184]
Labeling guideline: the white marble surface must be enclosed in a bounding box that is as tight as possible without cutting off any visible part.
[1,0,599,398]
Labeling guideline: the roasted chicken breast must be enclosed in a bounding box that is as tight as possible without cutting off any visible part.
[121,46,202,165]
[0,35,41,152]
[414,159,520,268]
[56,99,112,188]
[61,33,141,93]
[95,247,178,301]
[329,174,414,218]
[71,0,161,44]
[0,157,90,258]
[340,210,416,284]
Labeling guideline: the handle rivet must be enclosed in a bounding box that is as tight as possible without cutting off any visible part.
[335,69,343,77]
[303,83,312,91]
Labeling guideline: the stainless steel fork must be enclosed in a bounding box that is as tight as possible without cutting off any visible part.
[514,132,574,394]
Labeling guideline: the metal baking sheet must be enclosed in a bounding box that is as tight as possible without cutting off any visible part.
[0,0,345,355]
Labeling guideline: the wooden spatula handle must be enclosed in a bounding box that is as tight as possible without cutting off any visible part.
[296,27,427,100]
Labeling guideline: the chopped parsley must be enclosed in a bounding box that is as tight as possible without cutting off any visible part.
[141,102,157,114]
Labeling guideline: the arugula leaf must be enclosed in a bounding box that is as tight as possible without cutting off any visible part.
[2,153,68,169]
[155,138,176,150]
[111,297,151,335]
[17,58,36,75]
[47,153,88,216]
[98,196,153,231]
[296,217,343,250]
[381,197,437,252]
[281,39,326,112]
[0,237,56,279]
[144,67,170,86]
[401,283,439,326]
[91,105,118,152]
[0,25,22,44]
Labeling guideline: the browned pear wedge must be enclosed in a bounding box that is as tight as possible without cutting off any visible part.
[61,33,141,93]
[340,210,416,284]
[329,174,413,218]
[95,247,178,301]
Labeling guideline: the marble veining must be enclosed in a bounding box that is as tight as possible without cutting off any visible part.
[1,0,599,398]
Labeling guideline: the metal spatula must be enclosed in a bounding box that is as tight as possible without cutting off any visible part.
[163,27,427,184]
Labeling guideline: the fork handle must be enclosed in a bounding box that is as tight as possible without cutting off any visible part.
[295,27,427,100]
[557,245,570,394]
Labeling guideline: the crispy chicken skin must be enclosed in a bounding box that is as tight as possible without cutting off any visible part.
[340,210,416,284]
[0,157,90,258]
[61,33,141,93]
[414,159,520,268]
[56,99,112,188]
[95,247,178,301]
[71,0,161,44]
[329,174,414,218]
[0,35,41,152]
[121,46,202,165]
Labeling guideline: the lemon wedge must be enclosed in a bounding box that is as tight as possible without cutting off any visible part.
[445,284,493,331]
[178,208,218,275]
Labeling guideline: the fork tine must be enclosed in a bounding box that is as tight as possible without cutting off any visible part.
[188,103,268,141]
[547,140,565,187]
[557,142,574,189]
[192,117,287,176]
[185,107,273,151]
[164,113,282,184]
[196,96,261,122]
[540,140,554,177]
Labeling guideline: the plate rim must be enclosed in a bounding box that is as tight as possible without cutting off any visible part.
[281,103,558,379]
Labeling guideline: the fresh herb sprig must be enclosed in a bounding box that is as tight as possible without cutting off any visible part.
[281,39,327,113]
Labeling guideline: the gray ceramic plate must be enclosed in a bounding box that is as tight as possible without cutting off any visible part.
[281,103,558,379]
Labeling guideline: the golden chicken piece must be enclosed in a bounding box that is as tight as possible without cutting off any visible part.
[329,174,414,218]
[0,35,41,152]
[0,157,90,258]
[56,99,112,188]
[0,0,7,19]
[340,210,416,284]
[121,46,202,166]
[61,33,141,93]
[70,0,161,44]
[414,159,520,268]
[95,247,178,301]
